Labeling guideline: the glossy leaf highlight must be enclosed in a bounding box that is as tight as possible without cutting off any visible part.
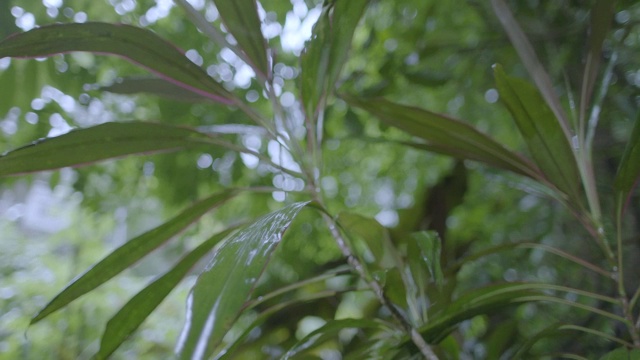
[494,65,582,202]
[0,22,234,103]
[344,95,543,181]
[176,201,309,360]
[96,227,238,359]
[300,0,369,120]
[0,122,214,177]
[31,190,238,324]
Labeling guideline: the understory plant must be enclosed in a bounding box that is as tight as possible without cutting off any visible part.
[1,0,639,358]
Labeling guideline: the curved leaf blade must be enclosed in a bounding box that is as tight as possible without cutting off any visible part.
[95,227,238,360]
[614,112,640,207]
[491,0,571,136]
[580,0,615,121]
[217,267,352,359]
[300,0,369,120]
[0,122,213,177]
[344,95,544,181]
[600,347,640,360]
[494,65,582,202]
[176,201,310,360]
[31,190,238,324]
[213,0,269,79]
[101,77,212,102]
[0,22,234,103]
[412,231,443,289]
[420,283,541,343]
[284,318,389,359]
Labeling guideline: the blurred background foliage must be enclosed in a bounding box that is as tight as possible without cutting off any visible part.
[1,0,640,359]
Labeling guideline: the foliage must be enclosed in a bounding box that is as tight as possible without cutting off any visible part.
[1,0,640,359]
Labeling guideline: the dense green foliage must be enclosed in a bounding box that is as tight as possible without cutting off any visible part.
[1,0,640,359]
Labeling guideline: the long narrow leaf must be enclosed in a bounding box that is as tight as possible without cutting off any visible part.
[300,0,369,120]
[412,231,443,289]
[101,77,211,102]
[0,22,234,103]
[599,347,640,360]
[217,289,348,360]
[213,0,270,79]
[579,0,615,127]
[0,122,215,177]
[96,227,239,360]
[419,283,541,343]
[494,65,582,203]
[176,201,310,360]
[284,319,390,359]
[344,95,544,181]
[490,0,572,138]
[614,112,640,210]
[31,190,238,324]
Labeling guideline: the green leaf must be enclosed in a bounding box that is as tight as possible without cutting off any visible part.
[490,0,571,136]
[96,227,238,360]
[419,283,541,343]
[599,347,640,360]
[31,190,238,324]
[494,65,582,202]
[336,212,394,268]
[343,95,544,181]
[101,77,211,102]
[580,0,615,120]
[614,112,640,207]
[284,318,389,359]
[514,323,633,359]
[0,122,214,177]
[218,286,349,360]
[213,0,270,79]
[176,201,310,360]
[0,22,234,103]
[412,231,443,289]
[300,0,369,120]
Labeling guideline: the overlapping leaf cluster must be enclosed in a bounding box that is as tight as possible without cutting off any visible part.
[1,0,639,358]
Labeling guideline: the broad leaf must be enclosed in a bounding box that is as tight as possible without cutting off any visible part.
[101,77,211,102]
[0,122,214,177]
[0,22,234,103]
[284,318,389,359]
[96,227,238,360]
[31,190,238,324]
[614,112,640,208]
[213,0,270,79]
[494,65,582,203]
[300,0,369,120]
[344,95,544,181]
[176,201,309,360]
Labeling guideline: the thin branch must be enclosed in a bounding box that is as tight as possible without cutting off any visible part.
[319,210,439,360]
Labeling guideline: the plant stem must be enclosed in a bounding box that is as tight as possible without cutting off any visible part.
[318,210,439,359]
